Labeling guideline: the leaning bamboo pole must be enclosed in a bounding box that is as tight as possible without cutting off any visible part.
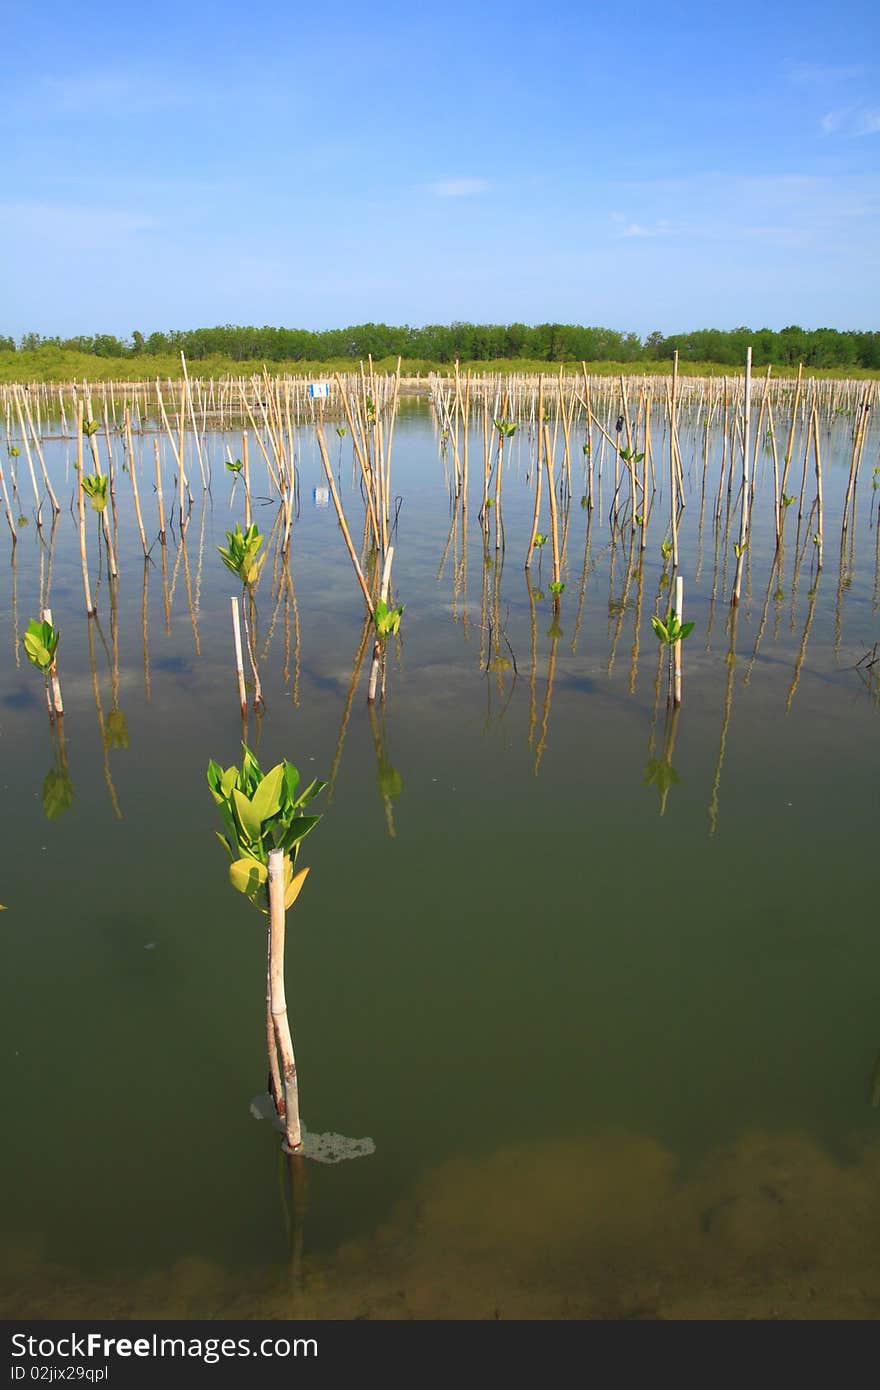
[124,408,149,556]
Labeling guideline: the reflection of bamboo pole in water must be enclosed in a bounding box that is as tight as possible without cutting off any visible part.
[437,500,457,582]
[525,378,544,569]
[744,546,785,686]
[570,509,595,656]
[786,575,821,713]
[87,614,122,820]
[281,1150,308,1296]
[534,621,559,776]
[160,534,171,634]
[141,559,151,701]
[329,618,372,800]
[526,569,538,748]
[479,534,490,671]
[11,548,20,667]
[629,552,646,694]
[194,487,207,619]
[659,704,681,817]
[708,608,738,838]
[461,499,470,637]
[182,536,200,657]
[608,531,636,678]
[243,589,264,709]
[368,702,398,839]
[281,564,302,707]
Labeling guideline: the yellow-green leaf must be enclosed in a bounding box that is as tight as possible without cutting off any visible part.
[251,763,284,824]
[229,857,267,895]
[233,787,262,841]
[284,866,310,910]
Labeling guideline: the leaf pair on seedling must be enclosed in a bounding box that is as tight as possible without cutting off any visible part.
[81,474,108,512]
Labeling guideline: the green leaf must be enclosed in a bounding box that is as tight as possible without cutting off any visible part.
[42,767,74,820]
[251,763,284,824]
[232,787,262,842]
[678,621,695,641]
[651,616,670,643]
[278,815,321,851]
[214,831,234,860]
[294,777,327,809]
[229,857,267,897]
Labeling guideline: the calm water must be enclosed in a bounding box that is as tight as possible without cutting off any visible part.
[1,397,879,1319]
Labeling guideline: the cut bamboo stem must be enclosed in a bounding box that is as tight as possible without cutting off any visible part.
[673,575,683,707]
[230,595,247,716]
[268,849,303,1154]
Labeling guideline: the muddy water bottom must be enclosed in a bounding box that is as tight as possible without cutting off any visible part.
[5,1126,880,1320]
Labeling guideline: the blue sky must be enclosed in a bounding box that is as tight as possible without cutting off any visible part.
[2,0,878,339]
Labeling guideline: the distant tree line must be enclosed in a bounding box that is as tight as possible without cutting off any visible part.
[2,322,878,367]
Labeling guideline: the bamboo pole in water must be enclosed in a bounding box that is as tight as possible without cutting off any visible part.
[42,606,63,717]
[153,440,166,544]
[525,378,544,568]
[230,595,248,717]
[367,545,394,704]
[267,848,304,1154]
[315,428,375,616]
[812,404,824,570]
[124,408,149,556]
[75,403,95,616]
[731,347,752,606]
[673,575,683,707]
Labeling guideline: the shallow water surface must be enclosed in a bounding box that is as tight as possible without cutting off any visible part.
[1,396,879,1318]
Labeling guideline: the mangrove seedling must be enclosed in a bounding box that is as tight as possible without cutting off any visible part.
[335,426,347,439]
[207,745,326,1152]
[23,617,58,675]
[225,458,243,474]
[651,609,694,647]
[81,474,109,512]
[207,745,325,911]
[374,598,404,640]
[533,533,548,548]
[782,494,795,509]
[83,420,99,438]
[549,580,566,597]
[660,540,673,561]
[218,522,266,589]
[494,419,517,440]
[733,542,746,558]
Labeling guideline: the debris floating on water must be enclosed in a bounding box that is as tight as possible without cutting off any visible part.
[249,1093,375,1162]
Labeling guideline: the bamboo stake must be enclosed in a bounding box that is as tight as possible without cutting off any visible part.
[268,849,303,1154]
[75,403,95,616]
[367,545,394,704]
[42,606,63,717]
[673,575,683,707]
[731,347,752,606]
[230,595,248,717]
[315,428,374,616]
[124,408,149,556]
[153,440,166,545]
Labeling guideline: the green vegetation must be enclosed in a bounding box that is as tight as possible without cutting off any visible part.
[1,321,879,382]
[373,598,404,639]
[22,618,59,674]
[207,745,325,912]
[81,474,109,512]
[651,610,695,646]
[218,522,266,588]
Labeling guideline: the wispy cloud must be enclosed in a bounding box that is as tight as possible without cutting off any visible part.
[425,177,488,198]
[821,105,880,136]
[788,61,867,86]
[20,71,211,119]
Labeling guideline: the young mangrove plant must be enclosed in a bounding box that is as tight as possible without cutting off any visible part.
[208,745,326,1153]
[373,598,404,640]
[23,614,63,719]
[220,522,266,710]
[652,576,693,707]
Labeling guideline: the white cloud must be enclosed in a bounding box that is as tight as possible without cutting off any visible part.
[425,178,488,198]
[821,106,880,136]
